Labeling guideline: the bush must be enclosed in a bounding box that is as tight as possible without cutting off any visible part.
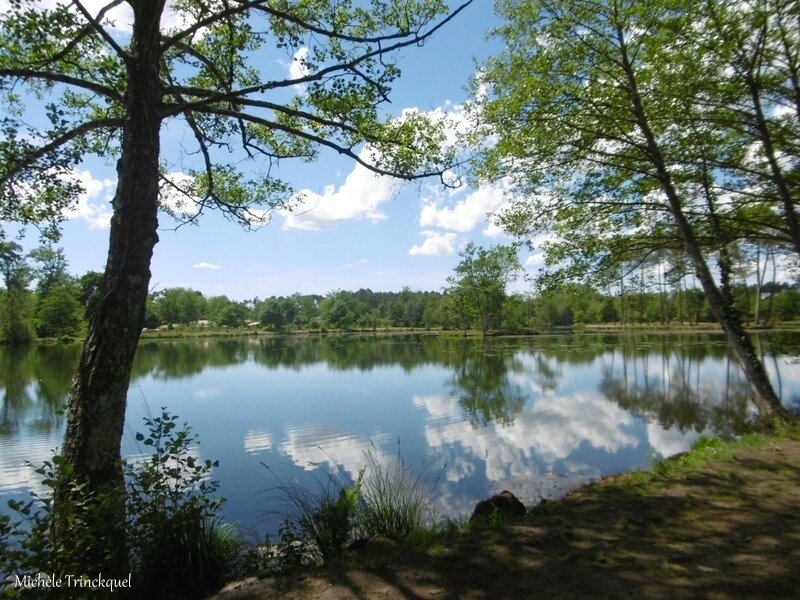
[0,456,126,598]
[0,289,34,345]
[35,285,81,338]
[0,410,241,599]
[126,410,242,599]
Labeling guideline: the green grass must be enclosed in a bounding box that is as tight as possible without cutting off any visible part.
[585,423,800,501]
[261,445,455,569]
[262,462,362,566]
[357,447,441,543]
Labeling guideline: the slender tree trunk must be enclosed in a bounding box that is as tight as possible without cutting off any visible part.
[754,246,767,326]
[744,73,800,256]
[615,23,790,424]
[57,0,164,577]
[764,249,777,326]
[774,3,800,123]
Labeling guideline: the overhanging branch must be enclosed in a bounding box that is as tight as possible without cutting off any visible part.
[192,106,444,180]
[0,117,123,189]
[160,1,474,113]
[71,0,129,61]
[0,68,122,100]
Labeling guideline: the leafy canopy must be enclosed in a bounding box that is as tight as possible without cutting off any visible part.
[1,0,472,232]
[473,0,800,287]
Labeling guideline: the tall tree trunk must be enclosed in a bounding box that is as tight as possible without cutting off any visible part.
[56,0,164,576]
[764,249,777,326]
[615,23,790,424]
[744,73,800,256]
[754,246,767,326]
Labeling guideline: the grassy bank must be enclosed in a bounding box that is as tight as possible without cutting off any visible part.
[136,322,800,341]
[211,426,800,599]
[138,326,447,340]
[23,322,800,344]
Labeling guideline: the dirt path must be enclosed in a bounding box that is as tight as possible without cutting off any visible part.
[211,438,800,600]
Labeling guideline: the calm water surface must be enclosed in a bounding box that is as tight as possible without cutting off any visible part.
[2,332,799,536]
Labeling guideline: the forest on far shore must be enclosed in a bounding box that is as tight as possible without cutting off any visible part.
[2,240,799,344]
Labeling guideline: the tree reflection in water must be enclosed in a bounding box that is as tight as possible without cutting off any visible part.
[2,331,799,534]
[2,333,795,443]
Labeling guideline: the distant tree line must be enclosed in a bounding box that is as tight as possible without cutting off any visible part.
[3,240,800,345]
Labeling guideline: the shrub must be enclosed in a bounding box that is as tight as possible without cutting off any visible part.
[35,285,81,338]
[0,456,126,599]
[0,410,240,600]
[0,288,34,345]
[125,411,240,598]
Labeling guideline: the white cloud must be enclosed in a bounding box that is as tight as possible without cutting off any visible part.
[193,262,222,270]
[281,150,404,231]
[416,389,639,483]
[409,230,457,256]
[66,169,115,229]
[279,99,476,232]
[193,386,223,399]
[772,104,794,119]
[0,437,61,496]
[524,253,545,270]
[289,47,310,87]
[409,101,473,150]
[419,181,510,233]
[647,423,700,459]
[482,220,507,238]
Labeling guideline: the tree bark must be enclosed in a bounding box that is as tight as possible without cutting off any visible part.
[615,23,791,425]
[57,0,165,576]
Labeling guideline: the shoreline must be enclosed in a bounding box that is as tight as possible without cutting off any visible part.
[11,323,800,345]
[211,427,800,599]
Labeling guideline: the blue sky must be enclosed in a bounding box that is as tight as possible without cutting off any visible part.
[7,1,542,300]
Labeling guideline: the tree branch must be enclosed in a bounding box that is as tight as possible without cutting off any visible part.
[71,0,129,61]
[160,0,259,51]
[191,106,443,180]
[0,118,122,188]
[163,0,474,52]
[170,41,231,91]
[160,0,474,113]
[26,0,126,69]
[0,68,122,100]
[166,88,367,139]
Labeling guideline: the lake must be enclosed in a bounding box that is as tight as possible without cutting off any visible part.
[2,331,799,538]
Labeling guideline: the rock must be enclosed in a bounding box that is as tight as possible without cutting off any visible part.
[470,490,526,523]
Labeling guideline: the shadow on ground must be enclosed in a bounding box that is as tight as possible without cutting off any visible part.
[212,440,800,600]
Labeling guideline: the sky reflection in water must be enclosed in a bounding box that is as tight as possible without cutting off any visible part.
[2,332,799,536]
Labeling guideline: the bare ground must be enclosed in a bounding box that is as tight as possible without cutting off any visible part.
[210,438,800,600]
